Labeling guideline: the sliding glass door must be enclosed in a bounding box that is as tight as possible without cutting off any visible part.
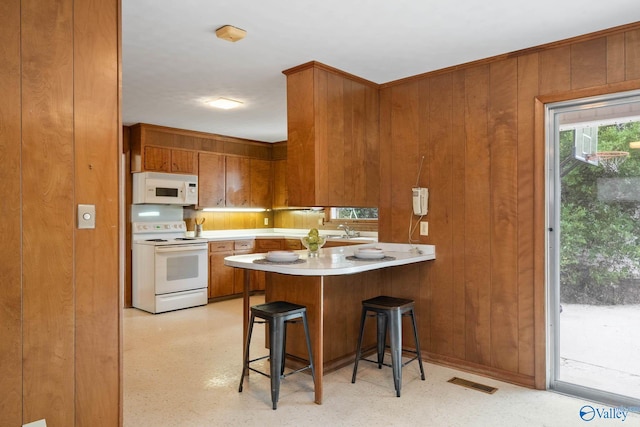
[547,91,640,407]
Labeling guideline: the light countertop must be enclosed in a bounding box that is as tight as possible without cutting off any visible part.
[189,228,378,243]
[224,243,435,276]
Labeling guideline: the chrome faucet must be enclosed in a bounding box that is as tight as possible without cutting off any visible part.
[337,224,358,238]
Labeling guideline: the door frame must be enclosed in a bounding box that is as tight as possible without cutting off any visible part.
[543,88,640,408]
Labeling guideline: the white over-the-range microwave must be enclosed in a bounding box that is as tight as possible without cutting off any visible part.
[132,172,198,205]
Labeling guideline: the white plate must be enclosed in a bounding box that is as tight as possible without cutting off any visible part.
[354,248,385,259]
[266,251,299,262]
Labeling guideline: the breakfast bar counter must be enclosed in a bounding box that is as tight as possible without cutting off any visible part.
[224,243,436,404]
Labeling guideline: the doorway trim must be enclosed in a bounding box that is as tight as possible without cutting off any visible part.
[543,87,640,408]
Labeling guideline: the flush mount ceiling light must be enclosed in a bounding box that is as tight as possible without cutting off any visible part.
[207,97,243,110]
[215,25,246,42]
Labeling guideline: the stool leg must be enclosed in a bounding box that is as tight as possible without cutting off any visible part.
[410,309,426,380]
[376,312,387,369]
[388,310,402,397]
[280,321,288,376]
[301,313,315,384]
[351,307,368,383]
[239,313,256,392]
[269,317,284,410]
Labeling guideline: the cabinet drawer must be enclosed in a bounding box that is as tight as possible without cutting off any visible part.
[255,239,284,251]
[234,239,255,251]
[209,241,234,253]
[284,239,303,250]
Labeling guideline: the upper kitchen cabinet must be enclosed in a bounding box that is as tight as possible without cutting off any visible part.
[225,156,251,207]
[250,158,272,208]
[272,159,288,209]
[198,152,225,207]
[130,123,197,174]
[271,142,288,209]
[198,154,272,209]
[283,61,380,207]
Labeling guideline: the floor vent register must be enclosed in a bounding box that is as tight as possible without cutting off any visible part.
[447,377,498,394]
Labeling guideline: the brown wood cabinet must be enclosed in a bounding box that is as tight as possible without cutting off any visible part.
[198,152,226,207]
[209,239,260,298]
[225,156,251,207]
[252,238,285,291]
[233,240,257,293]
[208,241,235,298]
[199,155,272,209]
[323,240,364,248]
[284,238,303,250]
[131,124,198,174]
[272,159,288,209]
[283,61,380,207]
[250,158,272,208]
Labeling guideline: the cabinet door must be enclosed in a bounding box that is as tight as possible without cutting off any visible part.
[272,159,288,209]
[208,241,235,298]
[209,252,234,297]
[225,156,250,207]
[198,152,226,208]
[233,250,254,293]
[171,149,197,174]
[284,239,303,250]
[143,146,171,172]
[250,158,272,208]
[255,239,284,253]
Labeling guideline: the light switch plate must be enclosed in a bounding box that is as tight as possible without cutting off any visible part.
[78,204,96,229]
[420,221,428,236]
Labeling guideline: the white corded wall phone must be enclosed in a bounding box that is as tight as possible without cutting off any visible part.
[412,187,428,216]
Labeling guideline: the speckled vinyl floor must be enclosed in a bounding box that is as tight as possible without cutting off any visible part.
[123,296,639,427]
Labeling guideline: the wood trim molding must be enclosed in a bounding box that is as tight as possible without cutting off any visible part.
[282,60,380,88]
[382,21,640,89]
[426,352,537,389]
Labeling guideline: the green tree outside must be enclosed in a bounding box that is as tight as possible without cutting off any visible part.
[560,122,640,304]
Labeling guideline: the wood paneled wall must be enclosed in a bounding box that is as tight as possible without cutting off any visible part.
[0,0,121,425]
[379,23,640,388]
[0,1,23,425]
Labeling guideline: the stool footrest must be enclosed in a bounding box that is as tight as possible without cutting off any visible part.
[246,360,313,379]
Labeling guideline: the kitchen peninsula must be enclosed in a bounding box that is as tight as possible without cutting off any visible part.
[224,243,436,404]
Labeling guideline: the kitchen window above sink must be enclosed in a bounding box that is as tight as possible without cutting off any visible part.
[330,207,378,220]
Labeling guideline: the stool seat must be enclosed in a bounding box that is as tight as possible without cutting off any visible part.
[352,295,425,397]
[362,295,414,310]
[250,301,307,318]
[239,300,315,409]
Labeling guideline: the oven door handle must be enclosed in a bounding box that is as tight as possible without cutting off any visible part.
[155,244,208,253]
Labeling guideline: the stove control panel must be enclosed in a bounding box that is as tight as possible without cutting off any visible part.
[133,221,187,234]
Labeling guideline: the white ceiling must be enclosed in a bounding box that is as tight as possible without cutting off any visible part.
[122,1,640,143]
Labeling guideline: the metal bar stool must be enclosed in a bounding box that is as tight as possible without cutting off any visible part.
[351,295,425,397]
[239,301,315,409]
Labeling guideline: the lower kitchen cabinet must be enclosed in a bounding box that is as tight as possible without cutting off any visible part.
[208,241,235,298]
[323,240,363,248]
[233,239,256,293]
[209,239,259,299]
[252,238,284,291]
[284,238,303,250]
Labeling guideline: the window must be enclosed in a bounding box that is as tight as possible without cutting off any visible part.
[330,207,378,220]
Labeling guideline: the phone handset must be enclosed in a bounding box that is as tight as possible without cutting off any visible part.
[412,187,428,216]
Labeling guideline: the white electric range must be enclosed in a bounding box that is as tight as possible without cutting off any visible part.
[132,221,209,313]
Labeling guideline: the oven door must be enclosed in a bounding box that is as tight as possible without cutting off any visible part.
[154,243,208,294]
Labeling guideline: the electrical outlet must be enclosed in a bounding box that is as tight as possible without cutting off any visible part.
[318,218,323,226]
[420,221,428,236]
[263,217,269,226]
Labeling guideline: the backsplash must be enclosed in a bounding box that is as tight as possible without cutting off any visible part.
[182,208,274,233]
[182,207,378,234]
